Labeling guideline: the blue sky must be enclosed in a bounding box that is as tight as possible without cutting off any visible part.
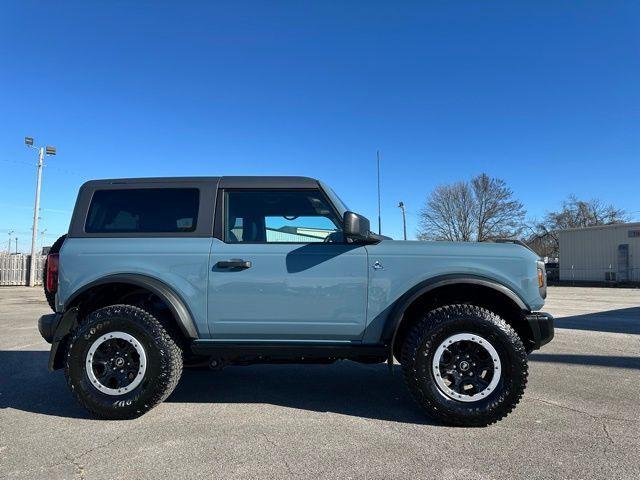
[1,1,638,250]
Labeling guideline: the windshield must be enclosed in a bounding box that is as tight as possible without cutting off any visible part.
[319,181,350,216]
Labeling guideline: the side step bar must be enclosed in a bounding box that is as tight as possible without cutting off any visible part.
[190,341,388,361]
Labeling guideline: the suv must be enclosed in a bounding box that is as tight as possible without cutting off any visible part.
[38,176,553,426]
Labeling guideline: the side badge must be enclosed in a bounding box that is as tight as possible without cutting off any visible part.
[372,260,384,271]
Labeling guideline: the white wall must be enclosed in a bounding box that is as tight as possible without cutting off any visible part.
[559,223,640,282]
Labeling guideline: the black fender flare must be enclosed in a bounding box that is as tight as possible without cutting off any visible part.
[384,274,529,355]
[64,273,199,339]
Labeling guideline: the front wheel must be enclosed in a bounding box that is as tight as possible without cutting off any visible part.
[65,304,183,419]
[401,304,528,427]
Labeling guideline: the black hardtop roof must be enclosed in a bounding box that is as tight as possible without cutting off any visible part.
[81,176,320,189]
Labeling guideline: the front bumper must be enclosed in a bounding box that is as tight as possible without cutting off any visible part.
[525,312,554,350]
[38,313,62,344]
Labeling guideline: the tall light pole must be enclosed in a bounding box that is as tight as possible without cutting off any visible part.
[7,230,14,254]
[25,137,56,286]
[40,229,47,253]
[376,150,382,235]
[398,201,407,240]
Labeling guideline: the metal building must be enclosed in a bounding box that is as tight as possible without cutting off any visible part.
[559,222,640,283]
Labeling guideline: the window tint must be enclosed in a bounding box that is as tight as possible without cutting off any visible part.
[224,190,342,243]
[85,188,199,233]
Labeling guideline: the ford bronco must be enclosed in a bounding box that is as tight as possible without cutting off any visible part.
[38,176,553,425]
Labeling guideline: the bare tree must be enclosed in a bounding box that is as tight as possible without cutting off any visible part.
[524,224,558,258]
[418,182,475,241]
[527,195,628,257]
[472,173,526,241]
[543,195,627,230]
[417,173,526,242]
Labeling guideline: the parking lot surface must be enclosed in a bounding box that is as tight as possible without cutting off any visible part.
[1,286,639,479]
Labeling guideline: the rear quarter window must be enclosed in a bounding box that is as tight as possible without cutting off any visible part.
[85,188,199,233]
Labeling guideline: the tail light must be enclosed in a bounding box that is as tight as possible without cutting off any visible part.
[46,253,59,293]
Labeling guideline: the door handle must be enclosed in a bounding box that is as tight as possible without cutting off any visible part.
[216,259,252,270]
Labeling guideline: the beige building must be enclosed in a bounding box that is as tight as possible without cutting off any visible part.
[559,222,640,283]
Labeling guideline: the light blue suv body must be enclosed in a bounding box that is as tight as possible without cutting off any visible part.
[44,175,550,356]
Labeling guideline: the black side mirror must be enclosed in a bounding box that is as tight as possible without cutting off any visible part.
[343,211,371,242]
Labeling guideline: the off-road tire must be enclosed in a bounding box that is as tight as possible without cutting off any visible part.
[401,304,528,427]
[42,234,67,311]
[64,304,183,419]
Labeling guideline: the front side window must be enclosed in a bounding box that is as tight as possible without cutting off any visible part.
[224,190,343,243]
[85,188,199,233]
[319,180,349,217]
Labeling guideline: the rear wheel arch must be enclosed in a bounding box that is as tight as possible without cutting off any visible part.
[387,276,533,360]
[64,274,199,340]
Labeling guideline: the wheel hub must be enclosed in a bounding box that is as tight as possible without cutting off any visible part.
[86,331,147,396]
[432,333,501,403]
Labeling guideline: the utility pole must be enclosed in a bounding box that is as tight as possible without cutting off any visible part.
[24,137,56,286]
[40,229,47,253]
[376,150,382,235]
[29,146,45,284]
[7,230,14,254]
[15,238,18,254]
[398,201,407,240]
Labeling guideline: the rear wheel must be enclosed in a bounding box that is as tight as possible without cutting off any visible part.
[65,304,183,419]
[43,234,66,311]
[401,304,528,427]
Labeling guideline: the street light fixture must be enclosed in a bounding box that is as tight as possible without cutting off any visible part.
[398,201,407,241]
[40,229,47,253]
[7,230,14,254]
[24,137,57,286]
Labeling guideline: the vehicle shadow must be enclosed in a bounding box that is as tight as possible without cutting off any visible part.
[168,362,435,425]
[285,243,362,273]
[554,307,640,335]
[0,350,91,419]
[529,353,640,370]
[0,350,433,424]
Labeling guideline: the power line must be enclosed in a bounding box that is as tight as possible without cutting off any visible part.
[0,159,32,167]
[2,227,64,237]
[0,158,86,178]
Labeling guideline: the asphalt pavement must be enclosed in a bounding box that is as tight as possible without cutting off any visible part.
[1,286,639,479]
